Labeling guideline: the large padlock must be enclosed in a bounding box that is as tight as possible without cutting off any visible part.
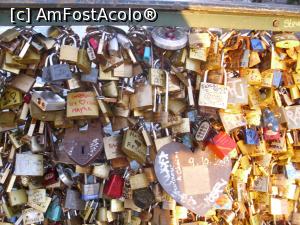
[59,35,79,63]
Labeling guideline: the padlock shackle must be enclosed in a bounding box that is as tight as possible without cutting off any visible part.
[203,68,227,86]
[62,35,77,47]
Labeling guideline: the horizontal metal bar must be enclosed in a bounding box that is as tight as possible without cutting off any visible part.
[1,0,300,14]
[0,3,298,31]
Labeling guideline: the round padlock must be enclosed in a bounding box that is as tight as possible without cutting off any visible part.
[151,27,187,50]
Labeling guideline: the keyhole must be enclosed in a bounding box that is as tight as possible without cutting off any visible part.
[81,145,85,155]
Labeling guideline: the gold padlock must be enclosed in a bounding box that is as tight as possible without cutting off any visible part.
[8,189,28,206]
[59,36,79,64]
[122,129,147,164]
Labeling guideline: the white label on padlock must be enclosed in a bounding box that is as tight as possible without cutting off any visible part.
[14,153,43,176]
[22,208,44,225]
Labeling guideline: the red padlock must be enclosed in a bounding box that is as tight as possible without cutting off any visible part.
[43,168,58,186]
[103,174,124,199]
[207,131,236,159]
[89,37,99,51]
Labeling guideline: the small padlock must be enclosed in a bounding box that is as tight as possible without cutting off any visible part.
[244,127,259,145]
[81,175,100,201]
[129,172,149,190]
[77,39,91,74]
[122,129,147,165]
[103,171,125,199]
[60,35,79,64]
[8,189,28,206]
[81,67,99,83]
[132,187,155,210]
[207,131,236,159]
[45,196,63,222]
[110,199,125,213]
[65,189,85,210]
[251,38,265,52]
[92,163,110,179]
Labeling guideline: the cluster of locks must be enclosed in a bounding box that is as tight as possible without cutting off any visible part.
[0,25,300,225]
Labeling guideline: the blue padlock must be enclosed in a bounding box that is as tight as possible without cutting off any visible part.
[182,133,194,150]
[186,110,198,123]
[45,196,62,221]
[143,46,151,64]
[244,128,259,145]
[251,38,264,52]
[272,70,282,87]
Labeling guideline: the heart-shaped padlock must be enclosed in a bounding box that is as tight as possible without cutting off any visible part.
[62,120,104,166]
[154,142,232,216]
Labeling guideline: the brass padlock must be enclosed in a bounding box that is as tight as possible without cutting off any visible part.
[8,189,28,206]
[77,39,91,74]
[129,173,149,190]
[102,81,118,98]
[59,36,79,64]
[122,129,147,165]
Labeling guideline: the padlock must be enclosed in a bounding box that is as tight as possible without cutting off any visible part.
[42,53,72,82]
[22,208,45,224]
[262,108,280,141]
[43,167,59,187]
[77,39,91,74]
[9,74,35,93]
[240,37,250,68]
[14,153,43,176]
[103,170,126,199]
[92,163,110,179]
[60,35,79,63]
[0,87,23,110]
[117,33,137,63]
[0,27,20,42]
[45,196,62,221]
[97,200,108,222]
[8,189,28,206]
[132,187,155,209]
[103,135,125,160]
[130,83,153,110]
[207,131,236,159]
[251,38,265,52]
[65,189,85,210]
[129,173,149,190]
[122,129,147,165]
[244,127,259,145]
[81,67,98,83]
[272,33,300,49]
[66,92,99,118]
[81,175,100,201]
[110,199,125,213]
[108,36,119,57]
[102,81,118,97]
[31,90,65,111]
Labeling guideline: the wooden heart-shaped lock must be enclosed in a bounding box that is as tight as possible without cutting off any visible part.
[62,120,104,166]
[154,142,232,216]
